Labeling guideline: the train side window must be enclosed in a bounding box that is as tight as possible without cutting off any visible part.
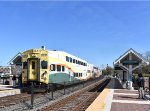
[62,66,65,72]
[81,73,82,77]
[23,62,27,69]
[73,59,75,63]
[78,61,80,64]
[32,61,35,69]
[76,60,78,64]
[50,64,55,71]
[70,57,72,63]
[66,56,69,62]
[73,73,75,77]
[41,61,48,69]
[57,65,61,71]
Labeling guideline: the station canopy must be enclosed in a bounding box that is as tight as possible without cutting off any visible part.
[114,48,149,70]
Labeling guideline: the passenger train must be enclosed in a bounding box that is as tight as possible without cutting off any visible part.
[22,46,102,86]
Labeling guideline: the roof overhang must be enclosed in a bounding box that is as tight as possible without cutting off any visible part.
[114,48,149,65]
[9,52,22,65]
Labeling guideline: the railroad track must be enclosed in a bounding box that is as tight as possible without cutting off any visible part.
[0,76,105,111]
[40,78,110,111]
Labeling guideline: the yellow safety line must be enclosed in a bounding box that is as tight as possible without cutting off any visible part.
[86,88,110,111]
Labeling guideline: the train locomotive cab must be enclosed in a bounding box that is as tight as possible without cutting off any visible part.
[22,48,49,86]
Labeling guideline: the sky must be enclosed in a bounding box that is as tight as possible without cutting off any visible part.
[0,1,150,68]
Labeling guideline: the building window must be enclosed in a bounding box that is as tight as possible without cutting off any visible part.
[41,61,48,69]
[50,64,55,71]
[57,65,61,71]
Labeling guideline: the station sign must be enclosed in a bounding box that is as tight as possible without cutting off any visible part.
[123,60,139,65]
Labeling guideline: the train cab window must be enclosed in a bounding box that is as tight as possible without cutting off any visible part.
[50,64,55,71]
[73,59,75,63]
[57,65,61,71]
[41,61,48,69]
[70,57,72,63]
[32,61,35,69]
[62,66,65,72]
[66,56,69,62]
[23,62,27,69]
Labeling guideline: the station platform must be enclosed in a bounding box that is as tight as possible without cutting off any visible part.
[0,85,21,97]
[86,78,150,111]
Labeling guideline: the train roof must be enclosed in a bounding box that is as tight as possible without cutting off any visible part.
[9,47,90,65]
[48,50,88,63]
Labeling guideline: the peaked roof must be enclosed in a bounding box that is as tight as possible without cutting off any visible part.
[9,52,22,65]
[114,48,149,65]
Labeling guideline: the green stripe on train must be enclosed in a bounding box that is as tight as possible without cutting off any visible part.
[49,73,80,84]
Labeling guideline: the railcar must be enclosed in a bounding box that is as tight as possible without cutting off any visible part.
[22,46,101,87]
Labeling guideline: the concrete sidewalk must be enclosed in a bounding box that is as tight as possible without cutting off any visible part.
[106,78,150,111]
[0,85,21,97]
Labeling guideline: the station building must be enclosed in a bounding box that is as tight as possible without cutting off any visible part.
[113,48,149,90]
[0,66,11,84]
[9,52,22,77]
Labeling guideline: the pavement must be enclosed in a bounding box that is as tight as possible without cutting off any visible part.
[0,85,21,97]
[86,78,150,111]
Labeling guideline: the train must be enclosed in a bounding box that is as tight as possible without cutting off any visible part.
[22,46,102,87]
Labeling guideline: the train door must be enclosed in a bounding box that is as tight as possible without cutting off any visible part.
[28,59,38,81]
